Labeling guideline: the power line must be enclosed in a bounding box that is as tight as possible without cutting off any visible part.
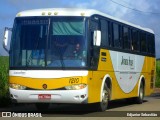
[155,34,160,38]
[109,0,160,15]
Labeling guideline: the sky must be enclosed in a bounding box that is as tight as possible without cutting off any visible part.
[0,0,160,58]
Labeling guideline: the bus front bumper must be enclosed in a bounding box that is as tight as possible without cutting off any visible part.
[9,86,88,104]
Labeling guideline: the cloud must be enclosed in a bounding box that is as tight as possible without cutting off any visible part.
[6,0,68,10]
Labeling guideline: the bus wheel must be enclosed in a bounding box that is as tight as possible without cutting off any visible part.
[136,83,144,104]
[35,103,50,111]
[98,84,110,111]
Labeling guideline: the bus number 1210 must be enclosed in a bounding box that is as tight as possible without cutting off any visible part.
[69,78,79,84]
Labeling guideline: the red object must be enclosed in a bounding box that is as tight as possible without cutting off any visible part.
[38,94,51,100]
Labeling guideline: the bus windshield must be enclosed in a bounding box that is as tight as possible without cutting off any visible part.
[10,17,87,69]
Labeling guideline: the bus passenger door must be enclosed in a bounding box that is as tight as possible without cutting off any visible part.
[88,16,103,103]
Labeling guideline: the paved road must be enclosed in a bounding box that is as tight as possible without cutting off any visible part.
[0,94,160,117]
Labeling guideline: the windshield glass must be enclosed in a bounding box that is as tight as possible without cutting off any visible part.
[10,17,87,69]
[47,17,87,68]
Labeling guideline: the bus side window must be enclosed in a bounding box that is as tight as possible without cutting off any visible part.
[100,19,109,47]
[140,32,147,53]
[132,29,139,51]
[147,34,150,53]
[123,26,130,50]
[148,34,155,55]
[90,18,100,47]
[112,23,120,48]
[151,35,155,55]
[130,29,134,50]
[108,22,113,47]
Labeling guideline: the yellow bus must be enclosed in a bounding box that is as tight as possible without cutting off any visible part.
[3,8,155,111]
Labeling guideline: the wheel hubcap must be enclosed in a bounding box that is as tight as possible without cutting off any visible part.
[102,89,108,105]
[140,87,143,99]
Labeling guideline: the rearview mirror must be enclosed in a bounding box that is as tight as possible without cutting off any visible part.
[93,30,101,46]
[3,27,12,53]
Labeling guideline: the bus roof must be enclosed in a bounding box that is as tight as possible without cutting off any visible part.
[16,8,154,34]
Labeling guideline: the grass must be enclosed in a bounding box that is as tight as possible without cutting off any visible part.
[0,56,10,107]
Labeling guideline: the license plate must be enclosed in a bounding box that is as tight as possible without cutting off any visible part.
[38,94,51,100]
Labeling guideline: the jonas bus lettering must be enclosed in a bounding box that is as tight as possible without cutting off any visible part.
[121,56,133,66]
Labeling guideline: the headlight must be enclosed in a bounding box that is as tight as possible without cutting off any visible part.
[65,84,87,90]
[10,84,26,90]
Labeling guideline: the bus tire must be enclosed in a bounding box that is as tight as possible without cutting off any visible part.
[35,103,50,111]
[136,82,144,104]
[98,83,110,111]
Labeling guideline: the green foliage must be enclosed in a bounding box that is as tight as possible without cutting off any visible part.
[0,56,10,106]
[156,60,160,88]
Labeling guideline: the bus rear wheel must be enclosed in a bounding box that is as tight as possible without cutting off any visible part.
[98,84,110,111]
[136,83,144,104]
